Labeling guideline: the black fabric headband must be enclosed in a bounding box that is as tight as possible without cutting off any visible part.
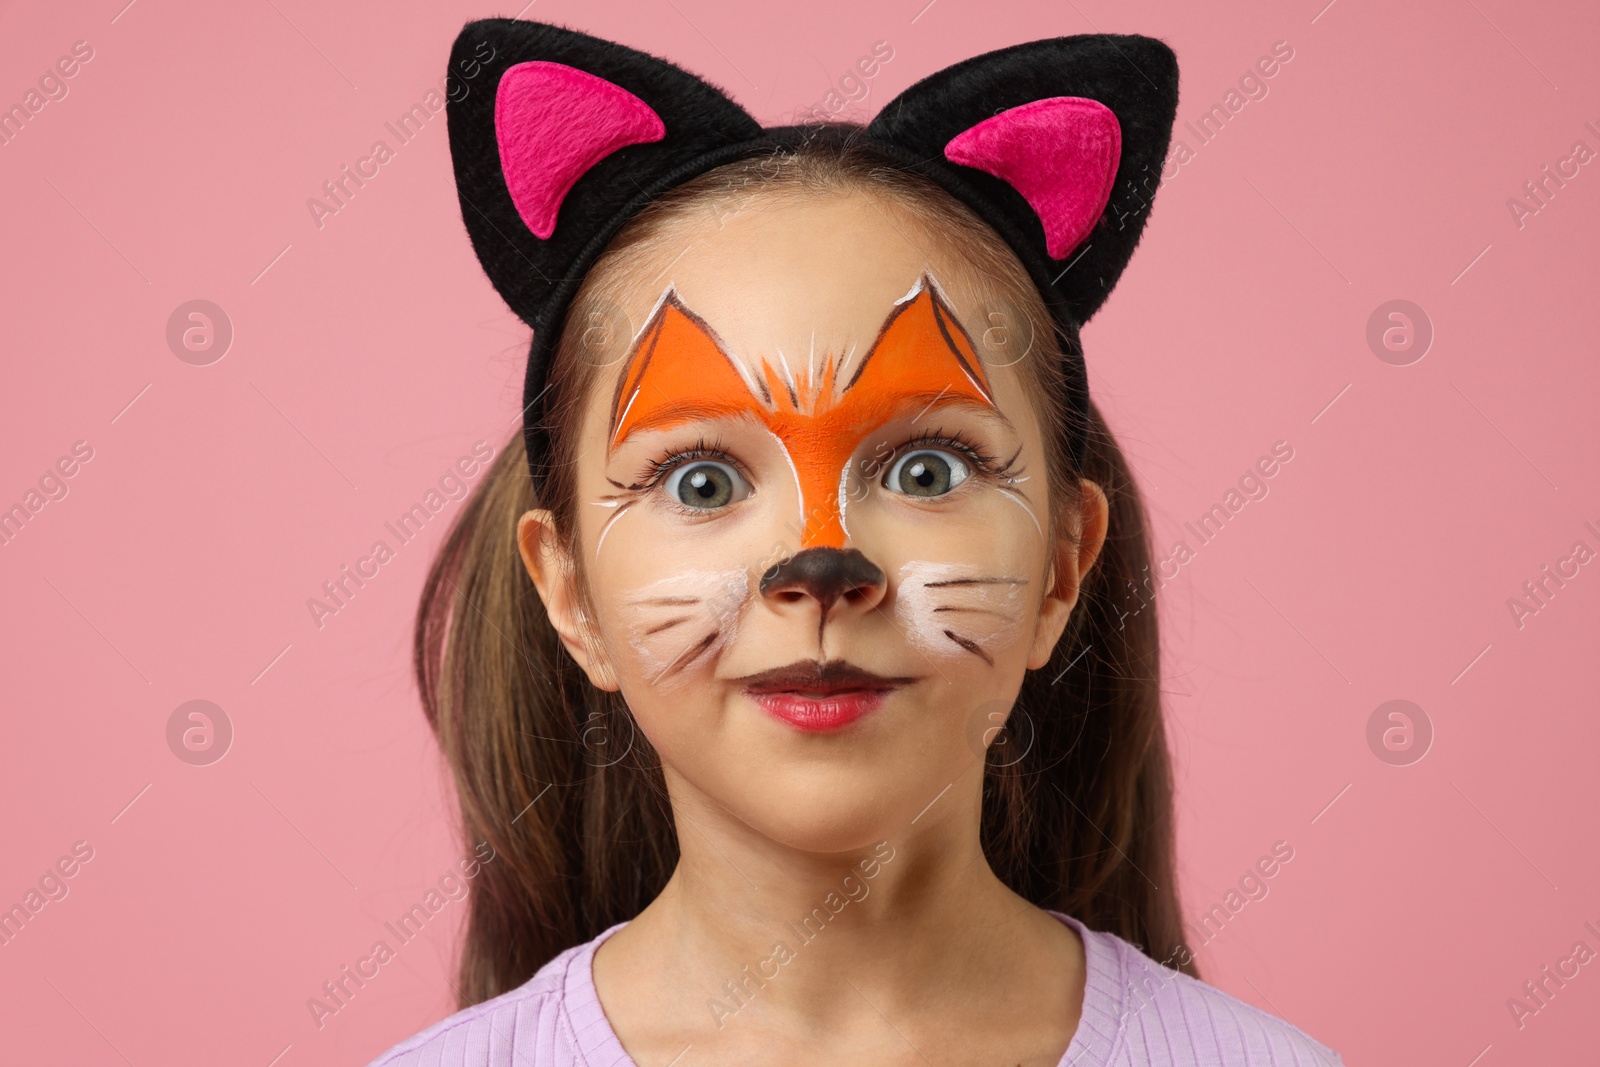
[443,18,1179,488]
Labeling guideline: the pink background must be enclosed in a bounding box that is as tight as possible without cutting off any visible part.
[3,0,1598,1063]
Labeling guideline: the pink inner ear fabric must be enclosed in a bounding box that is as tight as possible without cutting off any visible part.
[494,61,666,240]
[943,97,1121,260]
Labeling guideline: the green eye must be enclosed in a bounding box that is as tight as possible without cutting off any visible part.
[885,450,970,497]
[664,461,747,510]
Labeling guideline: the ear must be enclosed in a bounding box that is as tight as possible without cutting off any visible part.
[495,61,666,240]
[516,509,621,692]
[943,97,1121,261]
[866,34,1178,325]
[446,19,761,331]
[1028,478,1110,670]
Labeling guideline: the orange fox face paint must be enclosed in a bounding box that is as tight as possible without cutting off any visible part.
[607,274,997,548]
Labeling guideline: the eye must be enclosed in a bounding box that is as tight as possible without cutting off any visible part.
[663,460,749,510]
[883,449,971,498]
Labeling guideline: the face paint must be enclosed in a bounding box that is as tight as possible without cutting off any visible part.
[892,560,1030,666]
[607,274,998,548]
[993,478,1044,541]
[590,497,637,562]
[617,566,753,685]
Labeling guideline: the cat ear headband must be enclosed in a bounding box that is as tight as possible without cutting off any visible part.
[443,18,1178,487]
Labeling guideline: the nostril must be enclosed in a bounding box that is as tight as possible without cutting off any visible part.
[758,547,887,610]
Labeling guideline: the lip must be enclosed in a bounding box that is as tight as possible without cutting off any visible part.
[737,660,915,733]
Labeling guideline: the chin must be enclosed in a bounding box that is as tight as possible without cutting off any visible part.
[716,762,953,855]
[646,688,983,850]
[741,803,905,856]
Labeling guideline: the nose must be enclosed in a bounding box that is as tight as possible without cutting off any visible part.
[759,547,887,622]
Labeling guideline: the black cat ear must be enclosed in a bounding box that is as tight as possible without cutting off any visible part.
[865,35,1179,325]
[444,19,761,333]
[442,21,1180,483]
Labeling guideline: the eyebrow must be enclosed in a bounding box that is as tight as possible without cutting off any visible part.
[885,390,1017,435]
[613,395,766,442]
[612,387,1018,446]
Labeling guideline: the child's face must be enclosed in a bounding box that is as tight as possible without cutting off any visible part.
[520,189,1106,853]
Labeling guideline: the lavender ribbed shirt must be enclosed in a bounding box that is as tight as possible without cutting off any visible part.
[367,910,1344,1066]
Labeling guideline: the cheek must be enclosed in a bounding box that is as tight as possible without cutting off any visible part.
[577,474,797,692]
[892,558,1031,663]
[849,494,1046,663]
[597,565,753,690]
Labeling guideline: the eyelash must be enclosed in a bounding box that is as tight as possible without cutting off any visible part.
[635,426,1013,502]
[888,426,1008,482]
[637,435,745,489]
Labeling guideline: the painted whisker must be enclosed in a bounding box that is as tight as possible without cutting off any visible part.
[922,576,1029,587]
[942,629,995,666]
[649,630,719,684]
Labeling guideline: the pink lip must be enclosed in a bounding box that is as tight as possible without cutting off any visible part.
[751,689,890,732]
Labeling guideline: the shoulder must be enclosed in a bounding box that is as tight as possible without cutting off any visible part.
[362,942,583,1067]
[1057,913,1346,1067]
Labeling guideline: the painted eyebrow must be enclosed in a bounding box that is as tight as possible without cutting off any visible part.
[613,399,766,443]
[607,279,1016,448]
[613,390,1018,449]
[888,391,1018,436]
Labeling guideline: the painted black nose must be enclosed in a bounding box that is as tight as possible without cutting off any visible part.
[760,547,885,617]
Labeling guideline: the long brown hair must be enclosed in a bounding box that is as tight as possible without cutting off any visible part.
[415,133,1195,1007]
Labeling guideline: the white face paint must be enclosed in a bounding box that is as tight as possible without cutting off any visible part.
[592,497,638,561]
[612,566,754,687]
[994,480,1044,541]
[892,560,1030,664]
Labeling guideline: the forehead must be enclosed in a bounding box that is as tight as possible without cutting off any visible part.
[607,190,989,363]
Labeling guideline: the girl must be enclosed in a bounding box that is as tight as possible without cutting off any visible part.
[371,18,1344,1067]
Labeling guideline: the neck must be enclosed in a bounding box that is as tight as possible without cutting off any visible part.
[606,760,1050,1028]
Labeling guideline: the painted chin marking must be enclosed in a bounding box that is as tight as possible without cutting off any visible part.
[617,566,753,685]
[893,560,1029,665]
